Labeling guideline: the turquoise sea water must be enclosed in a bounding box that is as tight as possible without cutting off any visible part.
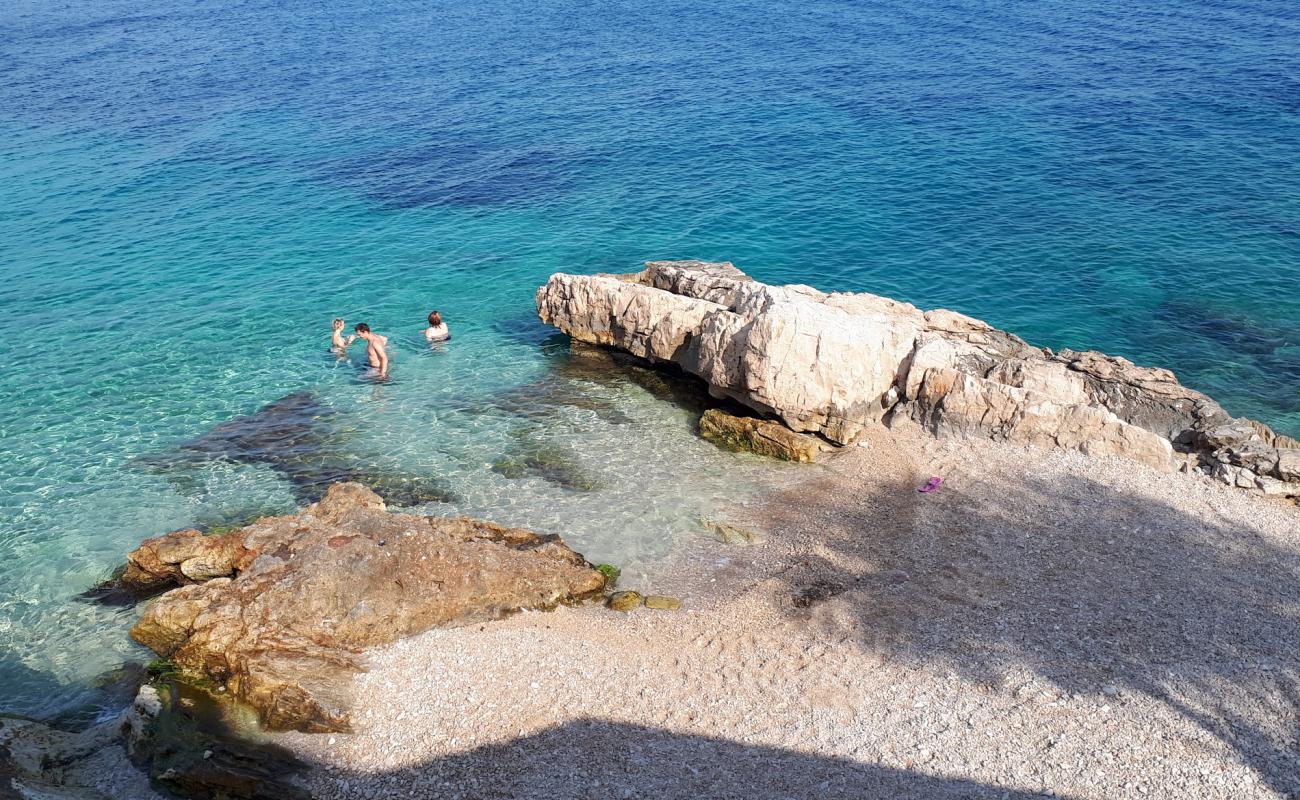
[2,0,1298,719]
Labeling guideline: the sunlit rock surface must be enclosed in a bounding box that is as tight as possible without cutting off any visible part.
[537,261,1299,495]
[127,483,606,732]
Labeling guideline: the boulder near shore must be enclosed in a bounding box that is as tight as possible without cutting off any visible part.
[124,482,606,732]
[536,260,1300,497]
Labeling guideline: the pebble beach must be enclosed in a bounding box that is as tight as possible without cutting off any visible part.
[285,422,1300,800]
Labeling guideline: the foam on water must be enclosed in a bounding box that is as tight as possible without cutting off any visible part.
[2,0,1298,718]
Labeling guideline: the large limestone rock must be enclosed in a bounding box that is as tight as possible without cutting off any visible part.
[537,261,1299,495]
[128,483,606,732]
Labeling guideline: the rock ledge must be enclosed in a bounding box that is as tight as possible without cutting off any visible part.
[537,260,1299,496]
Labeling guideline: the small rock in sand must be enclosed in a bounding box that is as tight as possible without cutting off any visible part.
[607,591,644,611]
[645,595,682,610]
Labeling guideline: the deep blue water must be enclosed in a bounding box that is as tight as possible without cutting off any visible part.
[1,0,1297,719]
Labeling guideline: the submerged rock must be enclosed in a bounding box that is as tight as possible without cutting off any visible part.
[698,408,821,462]
[127,483,605,732]
[536,261,1300,495]
[134,391,459,506]
[123,682,308,800]
[701,518,765,545]
[490,430,600,491]
[0,715,133,800]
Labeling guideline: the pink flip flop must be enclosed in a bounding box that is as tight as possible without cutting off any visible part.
[918,476,944,493]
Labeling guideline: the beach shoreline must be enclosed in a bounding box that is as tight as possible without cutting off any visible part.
[278,420,1300,800]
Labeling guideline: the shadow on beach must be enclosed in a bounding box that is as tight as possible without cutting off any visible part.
[759,458,1300,797]
[308,720,1075,800]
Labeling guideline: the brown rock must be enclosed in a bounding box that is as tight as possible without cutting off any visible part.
[129,483,605,732]
[698,408,820,463]
[606,591,644,612]
[644,595,681,610]
[120,529,251,595]
[701,518,765,545]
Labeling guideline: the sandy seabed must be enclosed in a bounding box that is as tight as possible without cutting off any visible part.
[284,422,1300,800]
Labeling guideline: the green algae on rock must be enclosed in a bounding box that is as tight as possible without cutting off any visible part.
[595,563,622,588]
[606,591,644,612]
[698,408,822,463]
[644,595,682,610]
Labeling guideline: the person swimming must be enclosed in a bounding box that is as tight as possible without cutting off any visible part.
[330,318,355,352]
[353,322,390,377]
[424,310,451,343]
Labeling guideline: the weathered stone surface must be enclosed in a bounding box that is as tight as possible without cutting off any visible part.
[698,408,821,462]
[701,518,765,545]
[644,595,682,610]
[912,368,1173,471]
[606,591,644,612]
[0,719,122,800]
[536,261,1300,493]
[128,483,605,732]
[120,529,254,596]
[1278,449,1300,483]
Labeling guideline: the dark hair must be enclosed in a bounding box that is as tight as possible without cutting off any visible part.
[428,311,443,326]
[354,322,370,333]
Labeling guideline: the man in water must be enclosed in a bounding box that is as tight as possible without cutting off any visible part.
[353,322,390,377]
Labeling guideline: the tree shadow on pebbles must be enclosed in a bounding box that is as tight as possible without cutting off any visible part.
[309,720,1073,800]
[762,468,1300,797]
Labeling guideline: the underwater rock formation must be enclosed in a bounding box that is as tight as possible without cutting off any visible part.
[127,483,605,732]
[536,261,1299,496]
[133,391,459,506]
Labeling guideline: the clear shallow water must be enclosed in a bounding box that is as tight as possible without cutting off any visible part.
[1,0,1297,719]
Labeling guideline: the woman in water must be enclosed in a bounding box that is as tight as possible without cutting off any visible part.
[424,310,450,343]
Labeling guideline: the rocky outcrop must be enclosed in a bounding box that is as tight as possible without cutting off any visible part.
[128,483,606,732]
[698,408,822,462]
[537,261,1300,496]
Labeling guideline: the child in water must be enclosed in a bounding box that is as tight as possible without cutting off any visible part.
[424,310,450,343]
[330,318,355,352]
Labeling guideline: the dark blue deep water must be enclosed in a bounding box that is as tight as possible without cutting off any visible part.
[1,0,1297,718]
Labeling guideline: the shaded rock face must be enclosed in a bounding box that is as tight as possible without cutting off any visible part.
[537,261,1300,495]
[128,483,606,732]
[123,683,308,800]
[698,408,821,463]
[133,391,459,507]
